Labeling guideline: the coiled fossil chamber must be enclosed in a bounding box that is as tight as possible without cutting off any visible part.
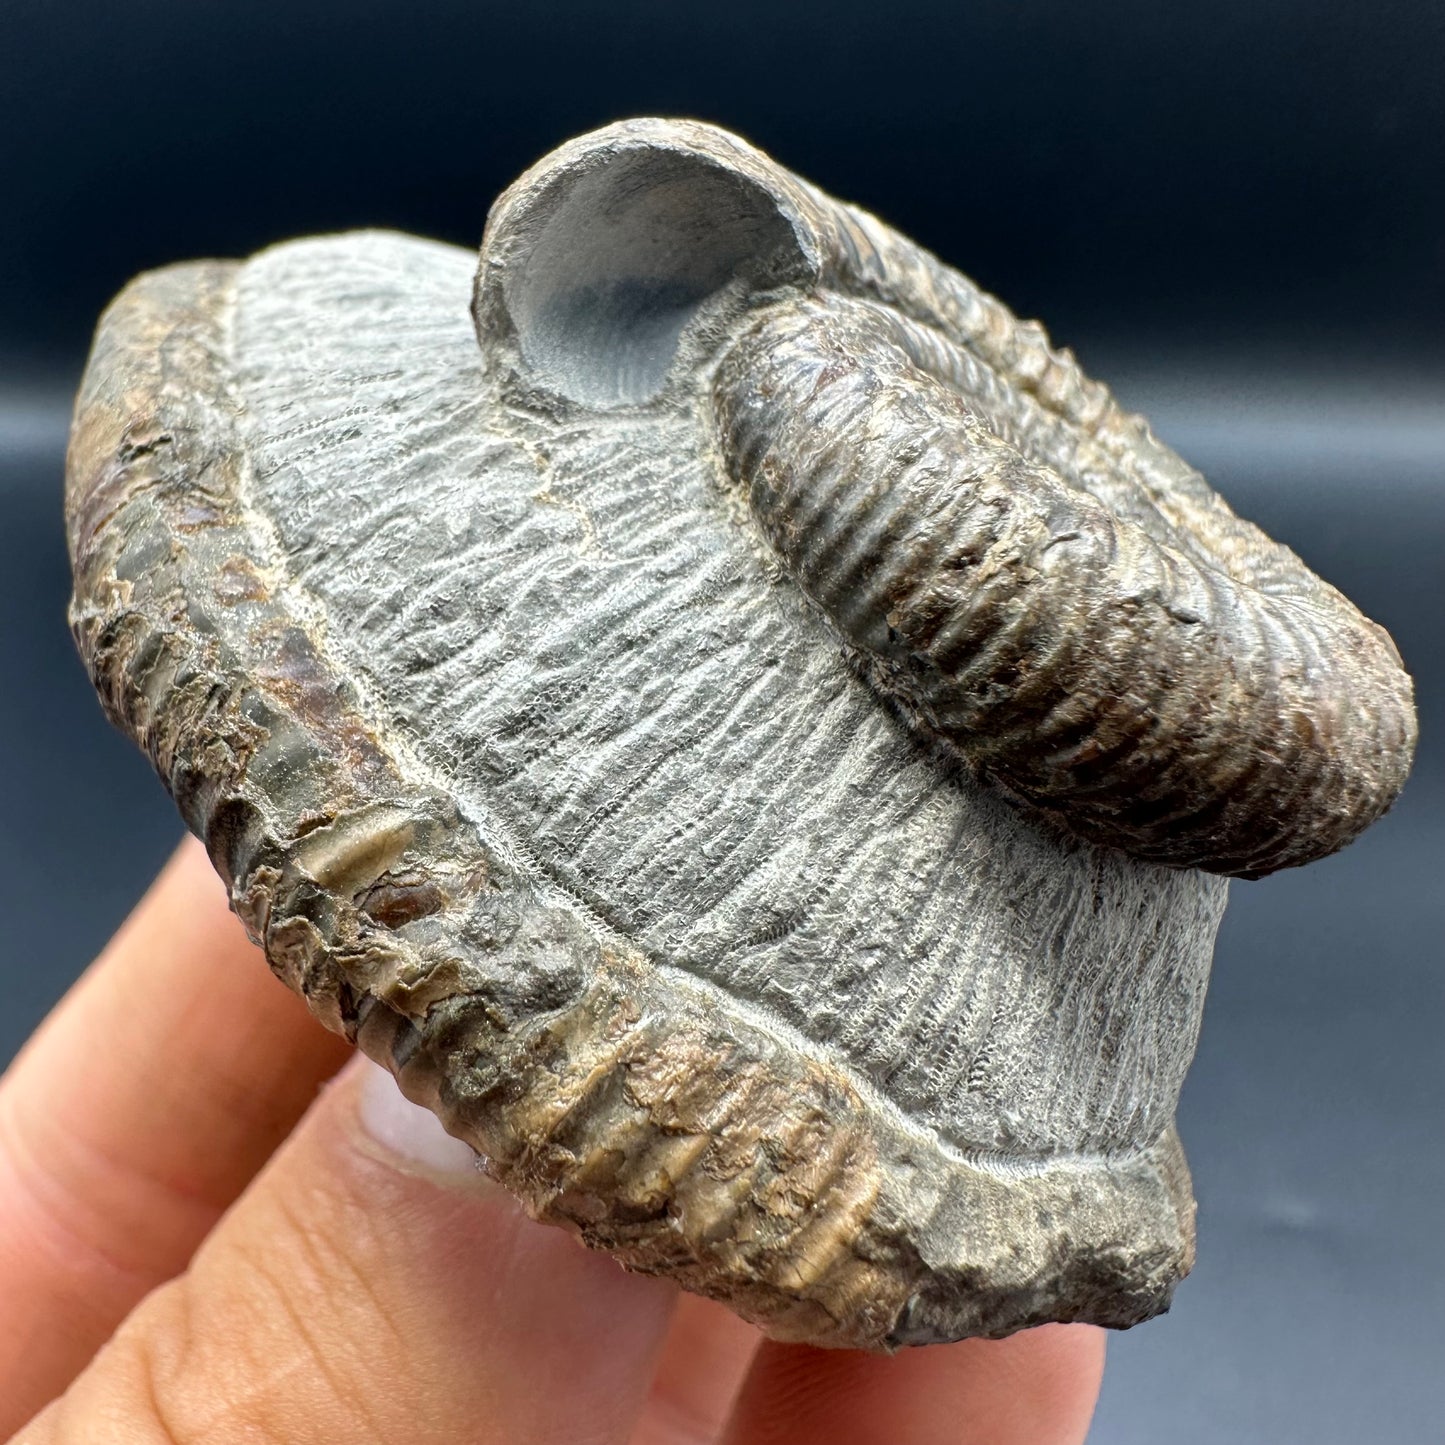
[66,119,1415,1349]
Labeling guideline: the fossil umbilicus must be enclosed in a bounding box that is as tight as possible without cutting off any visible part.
[65,119,1415,1350]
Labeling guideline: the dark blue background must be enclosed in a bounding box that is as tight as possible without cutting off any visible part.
[1,3,1441,1439]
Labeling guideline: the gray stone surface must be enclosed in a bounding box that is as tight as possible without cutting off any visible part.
[236,229,1223,1162]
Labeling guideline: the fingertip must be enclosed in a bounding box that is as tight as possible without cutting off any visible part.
[722,1321,1106,1445]
[350,1055,488,1178]
[333,1052,678,1327]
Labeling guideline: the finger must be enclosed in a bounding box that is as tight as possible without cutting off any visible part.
[721,1324,1105,1445]
[21,1056,678,1444]
[0,836,351,1435]
[633,1292,761,1445]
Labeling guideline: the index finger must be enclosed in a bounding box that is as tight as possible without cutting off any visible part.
[0,836,350,1435]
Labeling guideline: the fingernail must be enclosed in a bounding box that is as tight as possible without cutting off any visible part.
[355,1056,485,1176]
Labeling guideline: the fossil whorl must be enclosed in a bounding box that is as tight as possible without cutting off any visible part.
[713,302,1414,877]
[64,117,1416,1352]
[478,118,1415,878]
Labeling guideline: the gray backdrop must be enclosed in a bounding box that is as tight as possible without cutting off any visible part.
[1,1,1441,1438]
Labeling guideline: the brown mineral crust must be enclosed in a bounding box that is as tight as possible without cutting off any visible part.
[64,257,1197,1350]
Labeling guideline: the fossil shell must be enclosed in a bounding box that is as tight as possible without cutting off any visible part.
[65,119,1415,1349]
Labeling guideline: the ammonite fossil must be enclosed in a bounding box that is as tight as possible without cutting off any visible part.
[65,119,1416,1349]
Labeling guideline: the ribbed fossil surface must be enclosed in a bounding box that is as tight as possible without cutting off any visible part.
[65,119,1414,1349]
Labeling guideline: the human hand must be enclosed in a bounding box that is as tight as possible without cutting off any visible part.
[0,838,1104,1443]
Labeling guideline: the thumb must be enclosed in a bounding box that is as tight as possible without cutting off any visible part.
[21,1055,677,1445]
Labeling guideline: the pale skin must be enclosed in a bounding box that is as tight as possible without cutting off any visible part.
[0,838,1104,1443]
